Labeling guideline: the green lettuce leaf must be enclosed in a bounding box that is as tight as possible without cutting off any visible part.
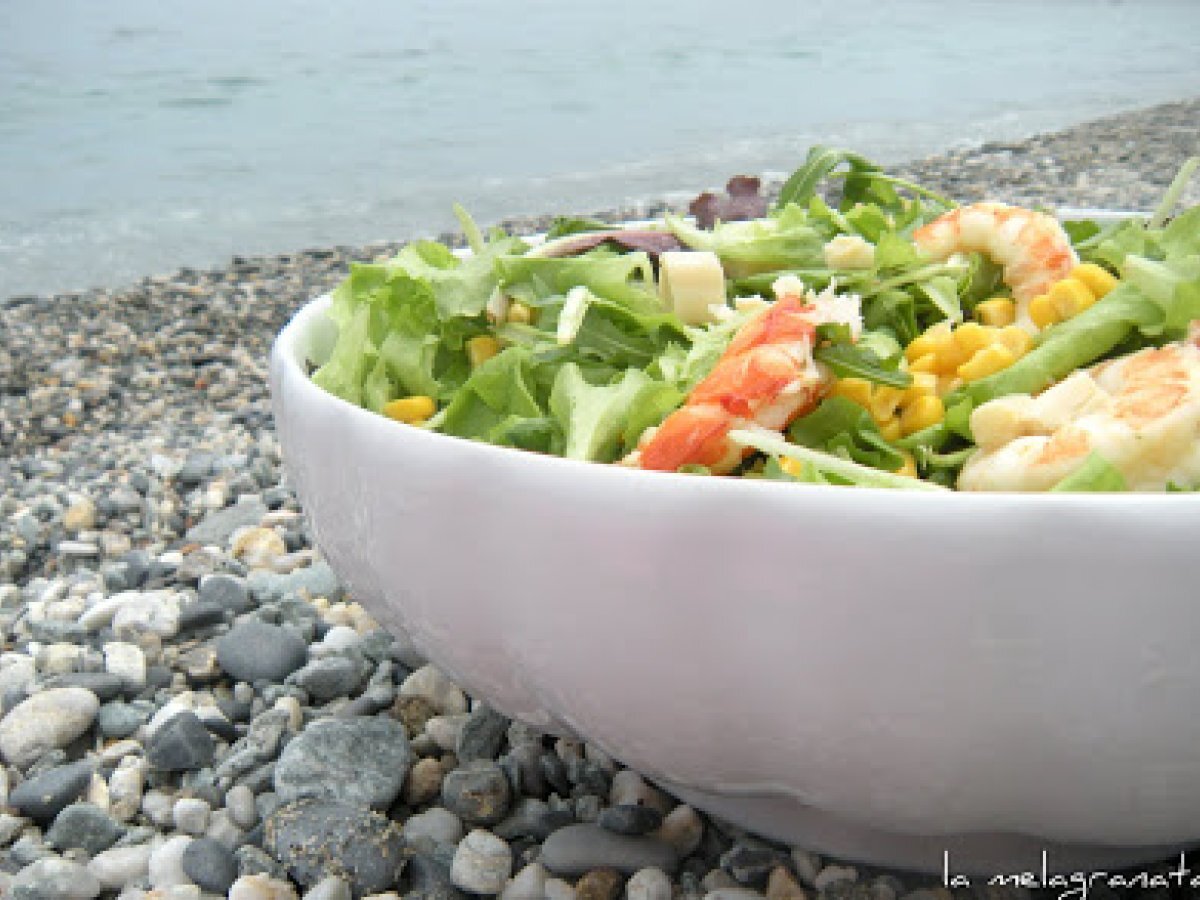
[665,204,826,276]
[1050,452,1129,492]
[438,346,554,450]
[548,364,652,462]
[787,397,906,472]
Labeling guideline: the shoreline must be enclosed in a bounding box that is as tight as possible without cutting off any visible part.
[1,97,1199,897]
[4,96,1199,310]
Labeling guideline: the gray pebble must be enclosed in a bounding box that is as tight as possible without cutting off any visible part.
[8,760,95,824]
[184,497,267,545]
[456,704,509,763]
[45,802,125,854]
[146,710,215,771]
[403,807,465,845]
[540,824,679,877]
[441,761,512,825]
[97,702,146,739]
[598,804,662,836]
[181,835,239,894]
[287,656,362,702]
[198,573,251,613]
[216,620,308,683]
[265,799,406,895]
[274,716,411,809]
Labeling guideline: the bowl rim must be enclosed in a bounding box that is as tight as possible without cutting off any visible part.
[271,209,1200,506]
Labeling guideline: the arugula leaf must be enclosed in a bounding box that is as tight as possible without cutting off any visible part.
[813,342,911,388]
[787,397,905,472]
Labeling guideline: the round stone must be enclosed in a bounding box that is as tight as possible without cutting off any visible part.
[402,806,465,845]
[87,843,154,891]
[225,783,258,830]
[173,796,212,834]
[265,799,406,895]
[398,664,468,715]
[181,836,239,894]
[627,867,673,900]
[8,760,95,824]
[653,804,704,857]
[450,829,513,895]
[198,573,250,613]
[148,834,194,889]
[575,868,624,900]
[216,620,308,683]
[441,761,512,825]
[500,862,549,900]
[273,716,412,809]
[0,687,99,768]
[228,873,303,900]
[9,857,101,900]
[45,802,124,854]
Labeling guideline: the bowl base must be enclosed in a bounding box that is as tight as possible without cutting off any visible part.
[658,780,1191,877]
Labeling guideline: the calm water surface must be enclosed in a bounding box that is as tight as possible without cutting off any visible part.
[2,0,1198,297]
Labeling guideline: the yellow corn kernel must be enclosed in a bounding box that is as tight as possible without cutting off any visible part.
[996,325,1033,358]
[831,377,873,409]
[1071,263,1118,298]
[904,322,951,363]
[870,386,906,423]
[1048,278,1095,320]
[975,297,1016,327]
[952,322,994,359]
[894,453,918,478]
[957,343,1016,382]
[900,394,945,436]
[903,371,938,403]
[507,301,533,325]
[383,395,436,424]
[878,417,903,442]
[1028,293,1058,329]
[780,457,804,478]
[907,352,939,375]
[937,375,962,396]
[466,335,501,368]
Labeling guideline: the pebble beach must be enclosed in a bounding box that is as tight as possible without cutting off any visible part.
[1,98,1198,899]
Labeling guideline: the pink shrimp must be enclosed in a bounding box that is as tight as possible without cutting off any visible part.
[913,202,1078,331]
[627,278,859,473]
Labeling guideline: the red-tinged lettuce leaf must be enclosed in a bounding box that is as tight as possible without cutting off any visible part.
[689,176,769,229]
[530,230,683,261]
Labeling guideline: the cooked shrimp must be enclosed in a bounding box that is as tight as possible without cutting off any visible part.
[913,202,1078,332]
[626,276,861,473]
[958,341,1200,491]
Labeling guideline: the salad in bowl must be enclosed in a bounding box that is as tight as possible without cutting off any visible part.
[306,149,1200,493]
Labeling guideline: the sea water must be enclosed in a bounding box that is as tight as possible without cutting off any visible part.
[2,0,1198,298]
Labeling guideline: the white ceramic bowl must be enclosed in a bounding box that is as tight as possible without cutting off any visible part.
[269,230,1200,877]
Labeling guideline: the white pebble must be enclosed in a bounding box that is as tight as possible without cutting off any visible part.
[626,867,672,900]
[87,771,110,811]
[303,874,352,900]
[104,642,147,689]
[424,714,468,752]
[111,591,181,637]
[99,738,144,766]
[89,842,156,890]
[148,833,194,888]
[0,686,100,767]
[403,807,464,845]
[273,695,304,732]
[545,878,577,900]
[398,664,468,715]
[311,625,361,657]
[173,797,211,834]
[0,653,36,697]
[0,766,7,807]
[225,783,258,829]
[142,789,176,829]
[38,642,84,674]
[229,873,301,900]
[499,862,548,900]
[109,759,146,821]
[450,829,513,895]
[11,857,101,899]
[79,593,135,631]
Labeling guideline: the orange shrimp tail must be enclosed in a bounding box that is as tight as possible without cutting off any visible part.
[726,292,816,356]
[638,404,732,472]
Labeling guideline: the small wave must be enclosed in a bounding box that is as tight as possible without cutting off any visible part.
[208,75,267,91]
[159,96,233,109]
